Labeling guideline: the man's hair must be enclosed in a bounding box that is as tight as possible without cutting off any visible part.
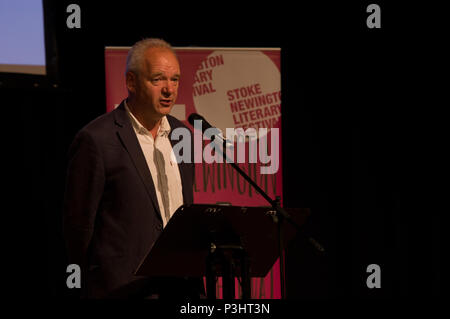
[125,38,176,76]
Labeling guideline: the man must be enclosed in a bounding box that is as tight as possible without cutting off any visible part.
[63,38,199,298]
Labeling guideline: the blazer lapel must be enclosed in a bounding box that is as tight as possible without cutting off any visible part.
[113,101,162,221]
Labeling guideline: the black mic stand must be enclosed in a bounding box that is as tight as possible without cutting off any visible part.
[206,131,325,299]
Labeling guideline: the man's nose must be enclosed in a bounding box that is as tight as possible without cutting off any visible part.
[162,81,175,95]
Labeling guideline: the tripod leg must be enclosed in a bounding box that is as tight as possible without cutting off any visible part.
[241,252,251,299]
[221,250,235,299]
[206,252,216,300]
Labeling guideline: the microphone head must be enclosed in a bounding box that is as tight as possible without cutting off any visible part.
[187,113,221,138]
[188,113,203,126]
[188,113,213,131]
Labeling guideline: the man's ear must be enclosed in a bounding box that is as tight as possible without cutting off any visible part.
[126,71,137,94]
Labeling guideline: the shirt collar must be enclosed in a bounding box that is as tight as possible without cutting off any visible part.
[124,100,171,137]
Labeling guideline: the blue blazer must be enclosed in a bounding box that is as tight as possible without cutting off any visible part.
[63,101,195,298]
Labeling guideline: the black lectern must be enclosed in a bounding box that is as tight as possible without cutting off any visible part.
[135,204,309,299]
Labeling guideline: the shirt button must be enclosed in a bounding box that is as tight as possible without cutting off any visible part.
[156,223,163,231]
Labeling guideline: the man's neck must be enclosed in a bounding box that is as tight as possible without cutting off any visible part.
[126,98,162,139]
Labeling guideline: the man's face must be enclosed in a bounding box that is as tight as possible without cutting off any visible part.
[128,47,180,117]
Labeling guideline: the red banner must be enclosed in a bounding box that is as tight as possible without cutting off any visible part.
[105,47,282,299]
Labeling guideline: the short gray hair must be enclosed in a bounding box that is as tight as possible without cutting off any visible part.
[125,38,176,75]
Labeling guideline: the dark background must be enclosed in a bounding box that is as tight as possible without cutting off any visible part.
[4,0,440,300]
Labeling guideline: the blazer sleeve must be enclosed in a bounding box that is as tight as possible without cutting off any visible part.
[63,130,105,268]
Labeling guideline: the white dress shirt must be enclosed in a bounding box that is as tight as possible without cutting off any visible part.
[125,101,184,228]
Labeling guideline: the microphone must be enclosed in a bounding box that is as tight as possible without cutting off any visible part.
[188,113,213,132]
[188,113,224,142]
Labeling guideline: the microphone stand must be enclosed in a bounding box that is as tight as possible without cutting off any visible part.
[206,131,325,299]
